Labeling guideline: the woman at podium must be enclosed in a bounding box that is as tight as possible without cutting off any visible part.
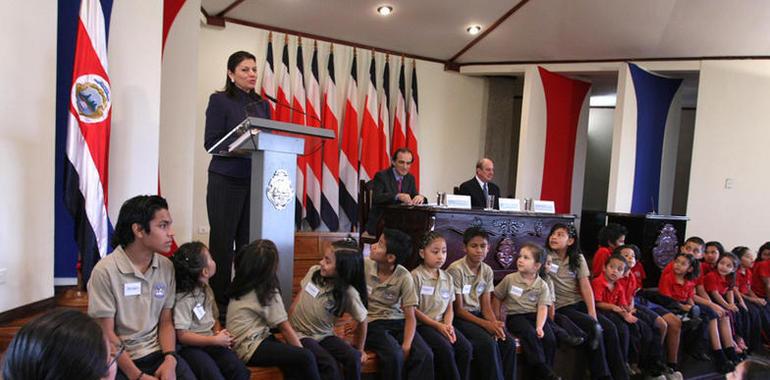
[203,50,270,321]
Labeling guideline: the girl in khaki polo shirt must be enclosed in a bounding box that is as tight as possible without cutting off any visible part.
[226,240,321,380]
[492,243,558,380]
[412,232,473,380]
[172,242,249,380]
[288,239,369,380]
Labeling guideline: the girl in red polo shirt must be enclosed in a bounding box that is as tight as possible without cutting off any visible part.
[752,242,770,301]
[732,246,768,350]
[659,253,735,373]
[703,252,747,357]
[591,223,627,278]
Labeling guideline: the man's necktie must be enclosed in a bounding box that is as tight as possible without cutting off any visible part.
[397,177,403,193]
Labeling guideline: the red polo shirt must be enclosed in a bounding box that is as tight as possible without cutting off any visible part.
[736,267,751,295]
[616,274,639,303]
[663,260,706,286]
[703,271,730,295]
[751,260,770,298]
[631,262,646,284]
[591,247,613,278]
[592,274,629,307]
[658,271,696,302]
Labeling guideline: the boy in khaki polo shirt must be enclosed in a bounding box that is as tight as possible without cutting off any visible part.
[364,228,434,380]
[88,195,195,380]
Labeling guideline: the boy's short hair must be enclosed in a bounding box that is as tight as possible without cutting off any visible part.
[674,252,701,280]
[606,253,628,269]
[112,195,169,249]
[613,244,640,261]
[462,226,489,245]
[383,228,412,266]
[684,236,705,247]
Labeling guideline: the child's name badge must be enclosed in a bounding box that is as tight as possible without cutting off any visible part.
[305,282,320,298]
[420,285,435,295]
[193,303,206,320]
[462,284,472,294]
[124,282,141,297]
[509,286,524,297]
[549,264,559,274]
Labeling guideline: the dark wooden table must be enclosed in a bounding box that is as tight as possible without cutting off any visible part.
[381,205,576,281]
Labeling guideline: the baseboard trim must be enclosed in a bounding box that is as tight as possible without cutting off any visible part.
[0,297,56,325]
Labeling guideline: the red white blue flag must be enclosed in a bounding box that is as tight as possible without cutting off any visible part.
[321,49,340,231]
[339,53,359,230]
[62,0,113,283]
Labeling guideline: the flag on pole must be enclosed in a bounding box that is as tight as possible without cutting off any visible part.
[378,58,391,170]
[391,59,407,154]
[305,45,322,230]
[359,55,379,182]
[292,42,308,228]
[275,40,291,123]
[339,52,359,230]
[321,49,340,231]
[261,36,276,117]
[64,0,114,284]
[406,61,420,191]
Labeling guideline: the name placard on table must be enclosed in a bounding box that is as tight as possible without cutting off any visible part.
[532,200,556,214]
[445,194,472,209]
[498,198,522,212]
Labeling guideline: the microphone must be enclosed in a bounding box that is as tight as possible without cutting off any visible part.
[258,93,322,124]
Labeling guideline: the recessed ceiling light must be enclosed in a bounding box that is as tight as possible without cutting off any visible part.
[466,25,482,35]
[377,5,393,16]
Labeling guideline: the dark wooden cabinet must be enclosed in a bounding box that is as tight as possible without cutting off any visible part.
[381,206,575,281]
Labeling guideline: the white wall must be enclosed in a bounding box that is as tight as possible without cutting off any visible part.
[0,0,57,312]
[108,1,163,218]
[687,60,770,249]
[192,22,488,240]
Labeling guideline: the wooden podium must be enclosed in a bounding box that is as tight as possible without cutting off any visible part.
[209,116,333,303]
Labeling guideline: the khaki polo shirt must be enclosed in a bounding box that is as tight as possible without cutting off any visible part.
[411,265,455,322]
[290,265,368,340]
[227,290,287,361]
[446,257,494,313]
[365,258,418,322]
[87,246,176,360]
[174,284,217,336]
[548,253,590,309]
[493,272,552,316]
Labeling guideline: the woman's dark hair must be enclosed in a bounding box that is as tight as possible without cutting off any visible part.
[382,228,412,266]
[597,223,628,247]
[2,309,109,380]
[520,243,547,279]
[717,252,740,288]
[312,239,368,316]
[462,226,489,245]
[173,241,208,296]
[758,242,770,261]
[417,231,445,264]
[705,241,726,256]
[732,246,751,259]
[613,244,640,263]
[547,223,583,273]
[223,50,257,97]
[227,239,281,305]
[112,195,169,249]
[674,252,701,281]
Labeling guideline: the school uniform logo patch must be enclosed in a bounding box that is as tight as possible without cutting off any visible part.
[440,288,451,300]
[153,282,167,299]
[383,290,398,302]
[528,291,539,302]
[476,282,486,294]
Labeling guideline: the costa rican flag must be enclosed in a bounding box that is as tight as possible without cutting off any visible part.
[275,41,292,123]
[406,62,420,191]
[292,43,308,228]
[378,58,391,170]
[391,60,407,155]
[305,46,323,230]
[359,55,379,182]
[261,36,276,117]
[339,53,359,230]
[320,50,340,231]
[62,0,114,283]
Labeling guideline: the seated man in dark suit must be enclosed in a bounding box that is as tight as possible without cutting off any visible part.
[366,147,425,235]
[457,158,500,209]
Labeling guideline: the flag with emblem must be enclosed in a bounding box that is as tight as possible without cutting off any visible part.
[359,55,379,182]
[339,53,359,231]
[63,0,114,284]
[321,49,340,231]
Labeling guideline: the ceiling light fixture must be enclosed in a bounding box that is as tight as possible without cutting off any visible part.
[466,25,482,35]
[377,5,393,16]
